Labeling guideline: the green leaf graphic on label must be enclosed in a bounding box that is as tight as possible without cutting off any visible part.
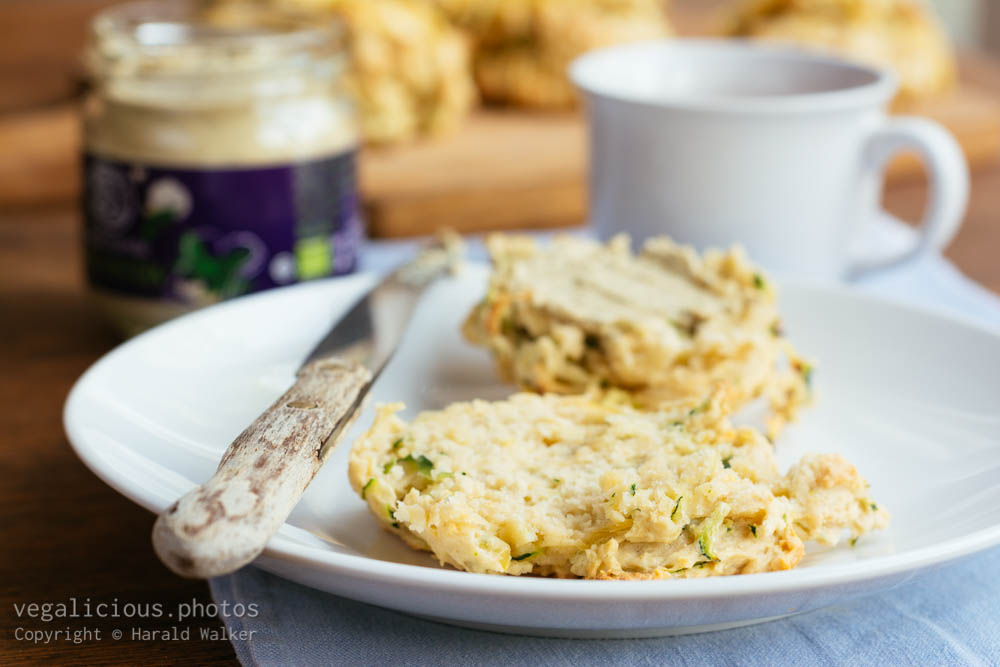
[174,231,251,298]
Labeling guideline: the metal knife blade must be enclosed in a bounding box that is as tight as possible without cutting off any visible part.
[307,250,456,458]
[303,248,453,376]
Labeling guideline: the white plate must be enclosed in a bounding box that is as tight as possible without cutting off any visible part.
[65,265,1000,638]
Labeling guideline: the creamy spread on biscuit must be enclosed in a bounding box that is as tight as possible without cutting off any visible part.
[348,391,888,579]
[520,238,723,326]
[463,235,810,437]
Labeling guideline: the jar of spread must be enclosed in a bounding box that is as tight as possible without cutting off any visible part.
[82,1,361,336]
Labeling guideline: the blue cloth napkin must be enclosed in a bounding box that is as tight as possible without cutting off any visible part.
[209,230,1000,666]
[211,548,1000,666]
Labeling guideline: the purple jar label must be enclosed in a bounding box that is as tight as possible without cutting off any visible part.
[83,151,362,304]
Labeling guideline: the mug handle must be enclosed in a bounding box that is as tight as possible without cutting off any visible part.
[847,116,969,279]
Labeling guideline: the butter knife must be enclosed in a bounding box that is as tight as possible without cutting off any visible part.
[152,245,456,578]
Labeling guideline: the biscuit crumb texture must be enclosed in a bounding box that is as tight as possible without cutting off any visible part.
[348,391,888,579]
[463,234,811,437]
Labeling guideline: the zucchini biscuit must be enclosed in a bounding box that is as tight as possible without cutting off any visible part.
[433,0,672,109]
[463,235,811,437]
[209,0,477,144]
[348,391,888,578]
[726,0,956,105]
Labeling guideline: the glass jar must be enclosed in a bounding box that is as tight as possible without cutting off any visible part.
[82,0,362,336]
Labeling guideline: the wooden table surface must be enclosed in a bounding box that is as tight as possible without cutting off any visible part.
[0,220,237,664]
[2,2,1000,665]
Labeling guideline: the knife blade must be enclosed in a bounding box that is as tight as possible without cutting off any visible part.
[152,244,456,578]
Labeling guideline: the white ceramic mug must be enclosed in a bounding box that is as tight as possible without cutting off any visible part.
[570,39,969,280]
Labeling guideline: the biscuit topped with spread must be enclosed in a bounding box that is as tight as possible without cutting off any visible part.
[348,390,888,579]
[463,235,811,436]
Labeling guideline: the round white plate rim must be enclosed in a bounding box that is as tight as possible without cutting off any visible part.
[64,269,1000,604]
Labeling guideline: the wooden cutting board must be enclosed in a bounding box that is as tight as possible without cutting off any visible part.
[2,81,999,238]
[361,111,586,237]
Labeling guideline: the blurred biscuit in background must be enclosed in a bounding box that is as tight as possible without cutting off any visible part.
[726,0,957,104]
[204,0,957,138]
[434,0,673,109]
[209,0,477,144]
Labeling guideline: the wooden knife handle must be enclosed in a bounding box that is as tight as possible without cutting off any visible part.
[152,358,371,578]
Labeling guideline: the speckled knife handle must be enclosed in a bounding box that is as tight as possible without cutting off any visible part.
[152,358,372,578]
